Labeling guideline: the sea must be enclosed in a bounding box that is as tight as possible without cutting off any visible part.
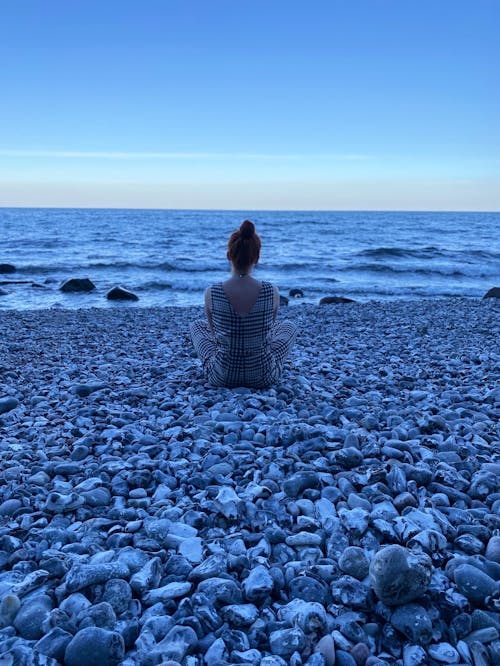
[0,208,499,311]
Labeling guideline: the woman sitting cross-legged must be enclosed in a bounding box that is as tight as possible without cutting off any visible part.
[190,220,297,388]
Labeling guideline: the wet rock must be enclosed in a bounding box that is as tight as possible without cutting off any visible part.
[0,263,16,273]
[483,286,500,298]
[319,296,356,304]
[60,277,96,292]
[106,286,139,301]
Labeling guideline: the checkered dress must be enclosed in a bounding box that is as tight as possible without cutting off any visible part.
[190,281,297,388]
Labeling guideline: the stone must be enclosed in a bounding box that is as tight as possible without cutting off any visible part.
[269,627,307,657]
[369,545,432,605]
[319,296,355,305]
[0,263,16,273]
[106,286,139,301]
[339,547,370,580]
[64,627,125,666]
[13,594,53,640]
[390,603,433,644]
[483,287,500,298]
[243,565,274,602]
[34,627,73,661]
[0,397,19,414]
[428,643,460,663]
[485,536,500,564]
[454,564,497,606]
[60,277,96,292]
[289,288,304,298]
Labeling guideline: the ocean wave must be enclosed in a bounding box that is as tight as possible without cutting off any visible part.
[339,263,498,278]
[136,281,173,291]
[17,260,223,274]
[355,246,444,259]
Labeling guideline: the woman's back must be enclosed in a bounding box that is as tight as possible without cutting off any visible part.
[209,281,276,387]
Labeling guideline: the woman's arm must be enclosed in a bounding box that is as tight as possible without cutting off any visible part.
[204,287,214,333]
[273,286,280,321]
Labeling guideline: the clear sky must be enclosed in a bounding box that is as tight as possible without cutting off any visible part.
[0,0,498,210]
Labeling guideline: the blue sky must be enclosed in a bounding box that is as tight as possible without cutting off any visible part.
[0,0,498,210]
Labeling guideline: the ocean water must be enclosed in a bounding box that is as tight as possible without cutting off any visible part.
[0,208,499,310]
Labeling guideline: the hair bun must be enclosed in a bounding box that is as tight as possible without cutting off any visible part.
[240,220,255,239]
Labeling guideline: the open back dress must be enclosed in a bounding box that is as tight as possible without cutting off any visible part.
[190,281,297,388]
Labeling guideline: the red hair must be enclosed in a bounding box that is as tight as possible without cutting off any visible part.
[227,220,261,271]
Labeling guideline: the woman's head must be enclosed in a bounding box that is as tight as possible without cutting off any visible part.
[227,220,261,272]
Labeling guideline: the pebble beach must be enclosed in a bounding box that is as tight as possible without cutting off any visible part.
[0,298,499,666]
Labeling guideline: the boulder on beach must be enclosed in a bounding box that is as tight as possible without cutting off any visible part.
[289,288,304,298]
[106,286,139,301]
[60,278,96,293]
[319,295,356,305]
[0,263,16,273]
[483,287,500,299]
[280,294,289,307]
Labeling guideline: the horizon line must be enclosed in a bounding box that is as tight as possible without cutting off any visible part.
[1,205,498,213]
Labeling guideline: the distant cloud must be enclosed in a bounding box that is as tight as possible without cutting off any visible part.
[0,149,372,161]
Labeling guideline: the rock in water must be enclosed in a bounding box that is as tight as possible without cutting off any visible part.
[483,286,500,298]
[319,295,355,305]
[0,263,16,273]
[106,286,139,301]
[289,288,304,298]
[64,627,125,666]
[369,545,432,605]
[280,294,289,306]
[60,277,96,292]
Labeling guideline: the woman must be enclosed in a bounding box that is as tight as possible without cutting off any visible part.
[190,220,297,388]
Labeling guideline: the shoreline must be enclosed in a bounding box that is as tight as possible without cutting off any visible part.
[0,298,499,664]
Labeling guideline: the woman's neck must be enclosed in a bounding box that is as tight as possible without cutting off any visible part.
[231,266,253,278]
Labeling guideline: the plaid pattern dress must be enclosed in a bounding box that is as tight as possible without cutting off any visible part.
[190,281,297,388]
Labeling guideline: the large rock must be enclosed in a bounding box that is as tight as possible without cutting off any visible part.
[369,545,432,605]
[483,287,500,299]
[289,288,304,298]
[319,296,355,305]
[106,285,139,301]
[0,397,19,414]
[0,263,16,273]
[64,627,124,666]
[60,277,96,293]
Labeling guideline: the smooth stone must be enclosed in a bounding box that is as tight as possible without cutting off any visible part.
[64,627,125,666]
[289,288,304,298]
[143,581,192,605]
[284,472,320,498]
[0,499,22,516]
[106,286,139,301]
[483,287,500,298]
[428,643,460,663]
[319,296,356,305]
[0,397,19,414]
[485,536,500,564]
[454,564,497,605]
[369,545,432,605]
[0,594,21,626]
[34,627,73,661]
[60,277,96,292]
[390,603,433,645]
[289,576,329,604]
[338,547,370,580]
[403,644,427,666]
[13,594,53,640]
[314,634,335,666]
[64,563,130,593]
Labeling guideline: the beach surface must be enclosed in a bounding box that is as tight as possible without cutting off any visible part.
[0,299,499,665]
